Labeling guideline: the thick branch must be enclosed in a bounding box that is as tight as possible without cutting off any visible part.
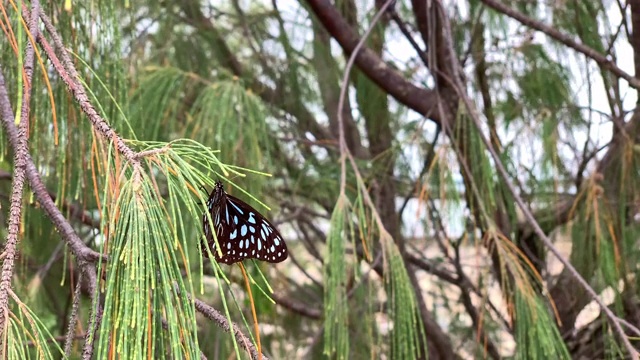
[34,11,141,167]
[0,169,101,229]
[304,0,442,122]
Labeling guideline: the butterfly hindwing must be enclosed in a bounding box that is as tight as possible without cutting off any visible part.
[202,181,288,265]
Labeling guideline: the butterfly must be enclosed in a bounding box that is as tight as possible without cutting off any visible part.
[201,181,288,265]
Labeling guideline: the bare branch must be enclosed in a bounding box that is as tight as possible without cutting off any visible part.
[64,270,83,356]
[81,262,102,360]
[190,294,268,360]
[304,0,442,122]
[479,0,640,89]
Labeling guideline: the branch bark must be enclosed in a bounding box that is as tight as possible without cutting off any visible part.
[304,0,443,123]
[0,1,40,333]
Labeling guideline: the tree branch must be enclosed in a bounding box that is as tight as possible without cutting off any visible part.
[0,0,40,332]
[34,10,141,167]
[191,294,268,360]
[479,0,640,89]
[304,0,442,123]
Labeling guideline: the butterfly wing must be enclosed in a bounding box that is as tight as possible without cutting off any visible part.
[202,182,224,258]
[202,183,288,265]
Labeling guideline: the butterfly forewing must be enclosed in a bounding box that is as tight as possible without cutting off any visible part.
[202,181,288,265]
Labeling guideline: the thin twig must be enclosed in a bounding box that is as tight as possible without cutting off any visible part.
[398,125,441,216]
[479,0,640,89]
[269,292,322,319]
[451,242,502,360]
[158,317,208,359]
[189,292,268,360]
[238,263,262,360]
[64,270,83,356]
[389,10,430,68]
[335,0,395,210]
[81,262,102,360]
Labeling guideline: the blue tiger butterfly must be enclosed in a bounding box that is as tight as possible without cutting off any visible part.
[202,181,288,264]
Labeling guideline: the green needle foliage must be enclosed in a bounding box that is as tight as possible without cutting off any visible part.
[96,166,200,359]
[380,231,426,360]
[513,293,570,360]
[4,299,64,359]
[323,197,350,359]
[89,139,274,358]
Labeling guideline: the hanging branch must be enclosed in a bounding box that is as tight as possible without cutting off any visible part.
[0,0,40,333]
[32,9,141,166]
[63,270,83,356]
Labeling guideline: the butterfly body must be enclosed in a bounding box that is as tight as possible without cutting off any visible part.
[202,181,288,265]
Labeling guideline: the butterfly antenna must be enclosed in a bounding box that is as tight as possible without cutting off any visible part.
[195,185,210,206]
